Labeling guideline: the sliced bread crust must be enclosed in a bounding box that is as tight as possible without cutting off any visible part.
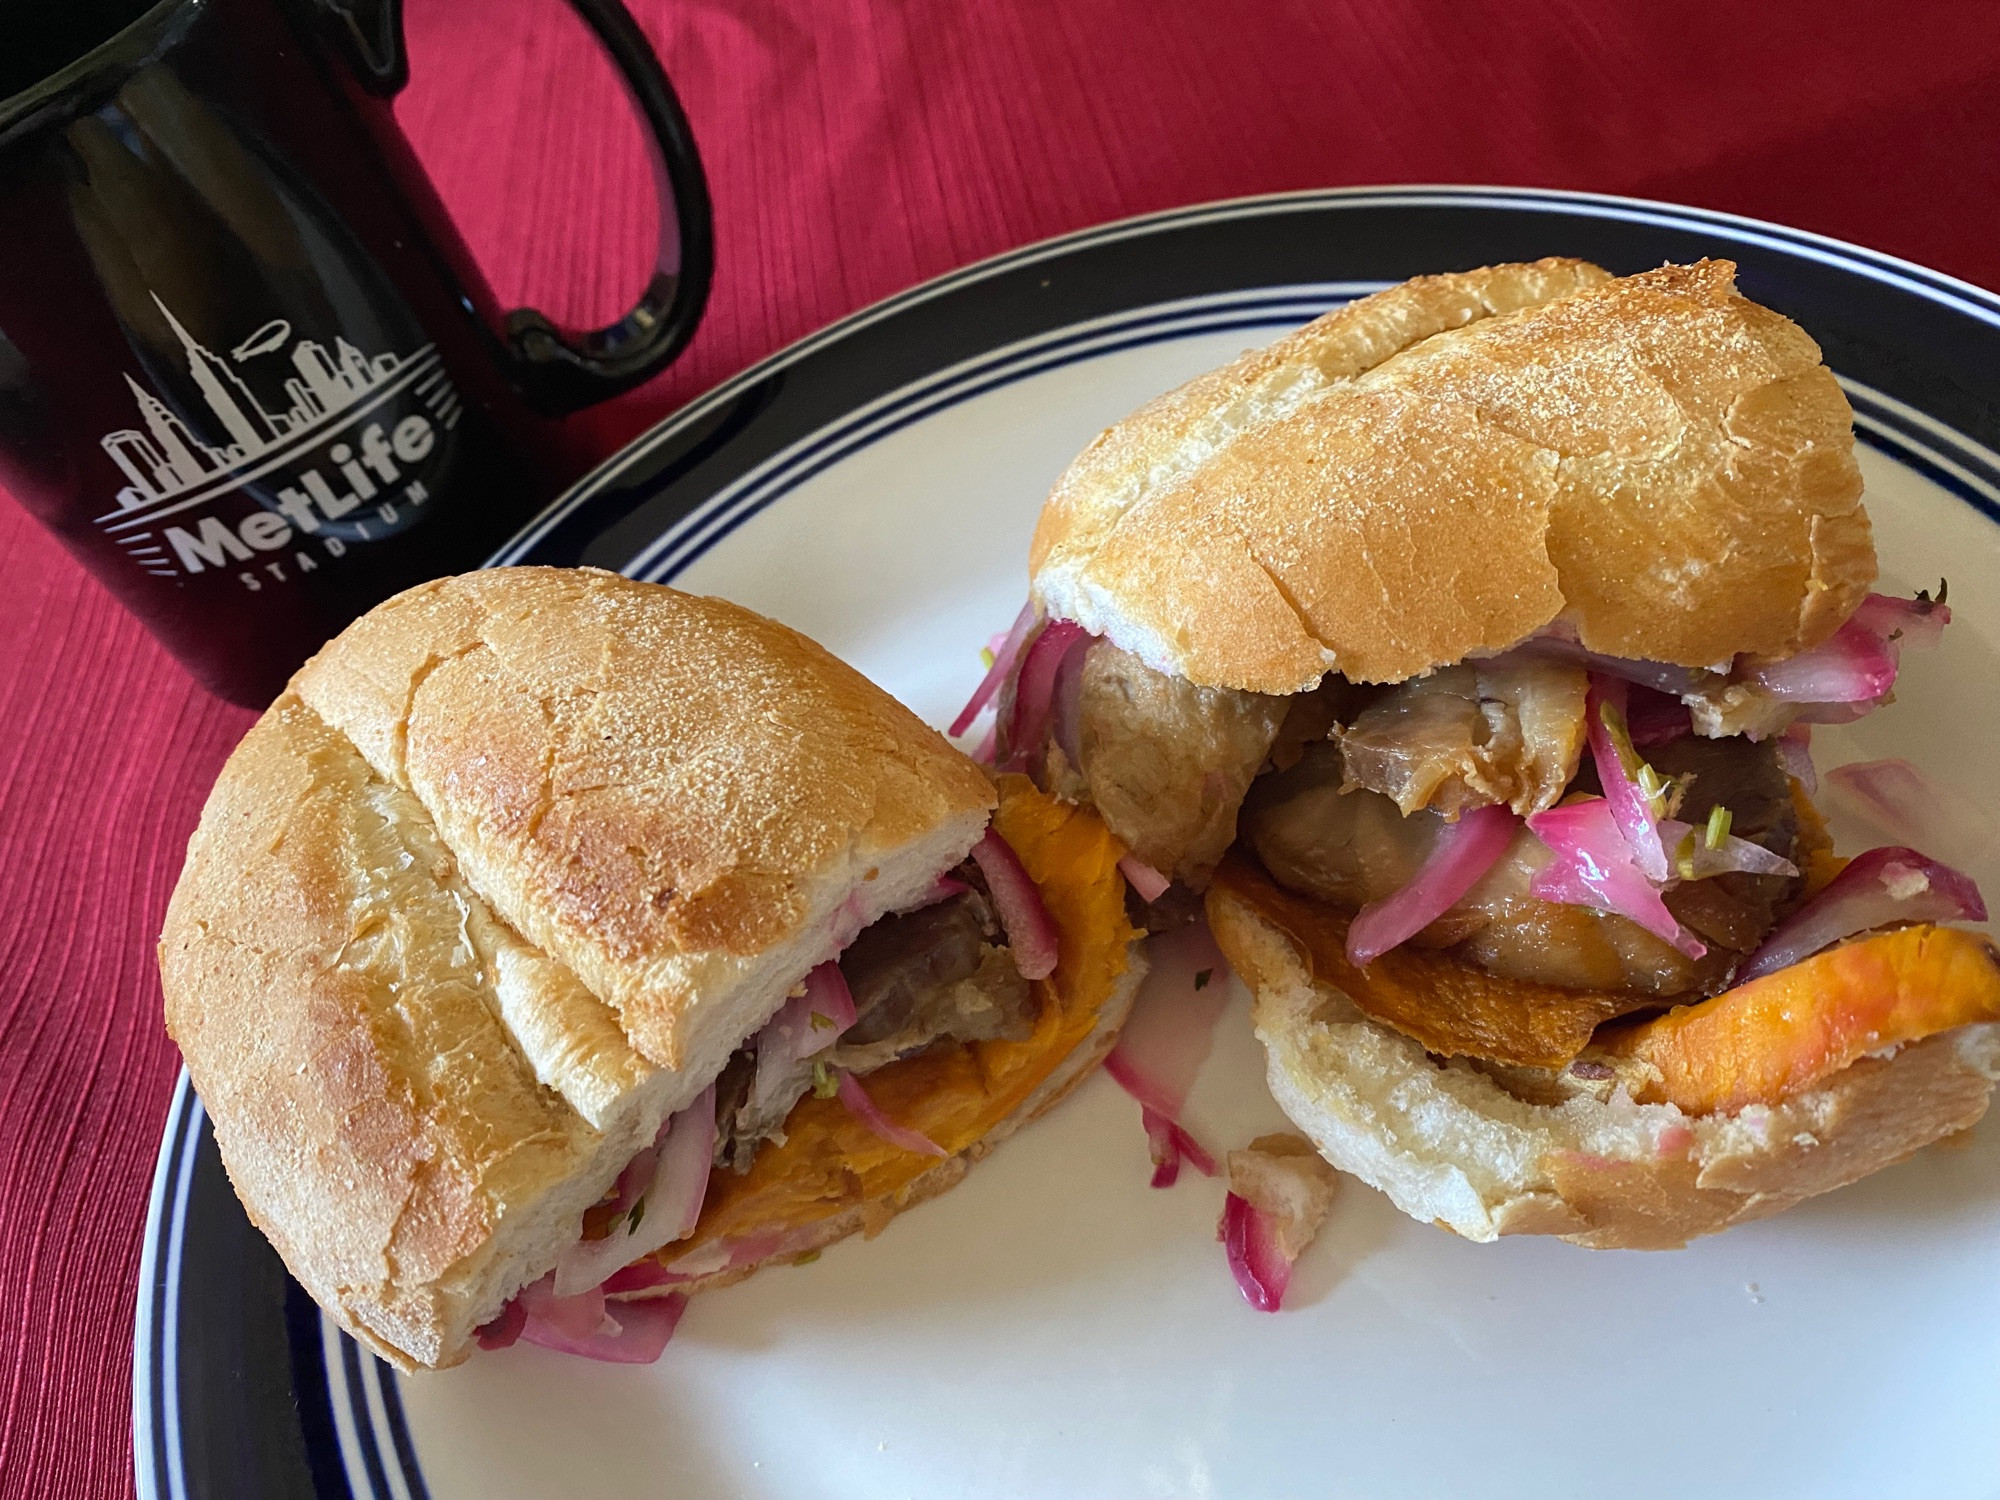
[1208,885,2000,1249]
[1031,260,1872,694]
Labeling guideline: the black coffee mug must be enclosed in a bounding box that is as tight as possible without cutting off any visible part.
[0,0,712,705]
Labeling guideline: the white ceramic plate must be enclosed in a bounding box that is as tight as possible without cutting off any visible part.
[138,188,2000,1500]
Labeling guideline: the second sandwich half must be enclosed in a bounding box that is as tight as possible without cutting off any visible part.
[160,566,1146,1370]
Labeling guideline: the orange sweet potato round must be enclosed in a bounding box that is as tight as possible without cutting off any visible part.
[1602,923,2000,1114]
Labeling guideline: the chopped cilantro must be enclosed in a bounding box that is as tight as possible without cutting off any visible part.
[808,1010,836,1032]
[1635,761,1670,816]
[812,1059,839,1098]
[1194,968,1213,990]
[980,646,997,670]
[626,1196,646,1234]
[1704,804,1733,850]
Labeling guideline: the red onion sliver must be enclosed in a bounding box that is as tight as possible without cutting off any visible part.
[1219,1193,1291,1312]
[1142,1105,1216,1188]
[1527,798,1706,958]
[970,828,1060,980]
[1346,802,1519,966]
[1776,724,1817,792]
[1118,854,1172,903]
[1851,590,1951,648]
[1511,634,1718,696]
[1824,758,2000,873]
[1626,684,1693,748]
[835,1070,949,1157]
[949,600,1036,737]
[553,1085,718,1296]
[590,1295,687,1363]
[1003,621,1092,771]
[1050,631,1093,770]
[474,1297,527,1351]
[601,1260,690,1294]
[1103,1051,1175,1120]
[1656,819,1799,879]
[750,962,858,1116]
[1105,924,1231,1119]
[1104,925,1230,1186]
[519,1272,685,1364]
[1737,846,1987,982]
[1747,615,1899,703]
[913,874,971,908]
[1586,675,1670,883]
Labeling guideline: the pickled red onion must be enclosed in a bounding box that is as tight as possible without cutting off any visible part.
[1586,674,1671,883]
[949,600,1035,736]
[905,874,971,911]
[1003,621,1092,771]
[1051,631,1093,770]
[835,1070,949,1157]
[1824,758,2000,873]
[1104,924,1230,1186]
[1747,591,1949,706]
[601,1259,689,1294]
[750,963,857,1117]
[1527,798,1706,958]
[1745,615,1899,703]
[474,1297,526,1350]
[1738,846,1986,981]
[1626,685,1693,748]
[1656,818,1799,880]
[1219,1193,1290,1312]
[1852,589,1951,648]
[969,828,1059,979]
[1118,854,1172,903]
[1775,724,1817,792]
[1514,635,1717,696]
[1345,802,1519,967]
[1142,1105,1216,1188]
[509,1274,683,1363]
[553,1085,717,1296]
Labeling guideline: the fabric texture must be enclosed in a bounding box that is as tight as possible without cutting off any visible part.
[2,1,1998,1492]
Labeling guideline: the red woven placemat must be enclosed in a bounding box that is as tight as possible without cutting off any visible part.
[5,2,1999,1493]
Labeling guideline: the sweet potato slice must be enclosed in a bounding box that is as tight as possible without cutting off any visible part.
[1602,924,2000,1113]
[667,776,1141,1258]
[1207,857,1657,1069]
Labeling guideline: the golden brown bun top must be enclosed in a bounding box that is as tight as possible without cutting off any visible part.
[1030,259,1874,693]
[292,567,997,1067]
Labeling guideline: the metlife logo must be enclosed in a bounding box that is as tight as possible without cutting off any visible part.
[93,295,460,592]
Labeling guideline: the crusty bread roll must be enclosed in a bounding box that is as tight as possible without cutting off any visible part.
[160,569,1132,1369]
[1030,258,1872,694]
[1209,880,2000,1249]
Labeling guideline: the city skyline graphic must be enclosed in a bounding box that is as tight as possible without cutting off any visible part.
[101,295,449,512]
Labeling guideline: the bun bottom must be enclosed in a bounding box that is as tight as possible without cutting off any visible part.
[1208,887,2000,1250]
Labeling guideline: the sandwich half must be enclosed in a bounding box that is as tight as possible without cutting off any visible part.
[966,257,2000,1249]
[160,567,1144,1369]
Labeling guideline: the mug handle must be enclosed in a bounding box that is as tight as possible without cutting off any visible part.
[319,0,714,416]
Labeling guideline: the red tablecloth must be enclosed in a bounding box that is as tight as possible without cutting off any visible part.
[6,2,2000,1492]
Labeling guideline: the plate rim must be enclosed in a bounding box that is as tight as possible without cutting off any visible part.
[488,181,2000,569]
[139,182,2000,1500]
